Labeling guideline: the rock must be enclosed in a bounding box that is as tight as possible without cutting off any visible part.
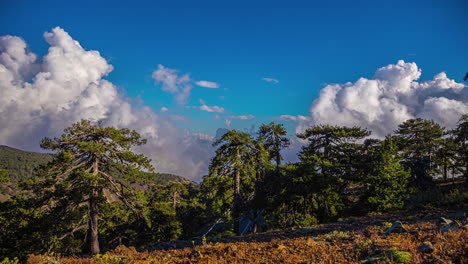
[418,242,435,253]
[439,217,462,233]
[383,221,407,235]
[440,217,453,225]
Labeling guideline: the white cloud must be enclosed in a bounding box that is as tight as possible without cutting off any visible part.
[277,115,310,122]
[0,27,213,181]
[193,133,214,141]
[224,119,232,128]
[160,107,169,112]
[297,60,467,137]
[193,104,227,113]
[226,114,255,120]
[195,80,220,88]
[262,77,279,83]
[151,64,192,105]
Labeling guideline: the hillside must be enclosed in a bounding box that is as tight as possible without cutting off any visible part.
[0,145,194,201]
[0,145,53,182]
[26,207,468,263]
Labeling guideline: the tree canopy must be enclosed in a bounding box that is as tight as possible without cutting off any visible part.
[36,120,154,254]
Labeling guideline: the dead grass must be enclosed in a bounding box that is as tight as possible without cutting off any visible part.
[27,218,467,264]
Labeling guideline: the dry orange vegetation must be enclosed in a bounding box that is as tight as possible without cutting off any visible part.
[28,209,467,264]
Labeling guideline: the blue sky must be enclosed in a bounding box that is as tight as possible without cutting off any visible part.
[1,0,467,137]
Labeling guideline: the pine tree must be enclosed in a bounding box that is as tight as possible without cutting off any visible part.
[296,125,370,221]
[257,122,290,172]
[452,114,468,183]
[36,120,153,254]
[364,137,411,212]
[394,118,444,188]
[208,130,256,235]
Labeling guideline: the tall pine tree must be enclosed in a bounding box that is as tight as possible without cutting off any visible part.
[36,120,153,254]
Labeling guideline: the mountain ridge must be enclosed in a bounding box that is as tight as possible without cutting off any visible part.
[0,145,194,201]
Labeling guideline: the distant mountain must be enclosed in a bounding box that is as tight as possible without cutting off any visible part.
[0,145,194,201]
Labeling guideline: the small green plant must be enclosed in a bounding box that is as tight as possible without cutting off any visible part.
[382,222,393,228]
[93,253,124,264]
[0,258,19,264]
[362,249,412,263]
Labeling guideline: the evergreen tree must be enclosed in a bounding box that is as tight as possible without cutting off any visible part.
[34,119,153,254]
[257,122,290,172]
[0,169,8,183]
[452,114,468,182]
[297,125,370,180]
[394,118,444,188]
[435,133,458,182]
[363,137,411,212]
[208,130,256,235]
[296,125,370,221]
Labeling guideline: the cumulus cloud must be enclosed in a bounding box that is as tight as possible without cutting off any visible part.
[192,104,227,113]
[262,77,279,83]
[0,27,213,181]
[226,114,255,120]
[297,60,467,137]
[195,80,220,88]
[160,107,169,112]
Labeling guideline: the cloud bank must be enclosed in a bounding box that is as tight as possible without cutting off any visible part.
[0,27,213,181]
[296,60,467,137]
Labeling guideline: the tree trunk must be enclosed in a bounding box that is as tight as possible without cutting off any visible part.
[443,160,447,182]
[276,150,281,174]
[89,159,100,255]
[172,191,178,209]
[465,165,468,185]
[252,210,258,234]
[233,166,241,236]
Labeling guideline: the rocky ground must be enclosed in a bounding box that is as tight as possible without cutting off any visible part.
[27,207,467,264]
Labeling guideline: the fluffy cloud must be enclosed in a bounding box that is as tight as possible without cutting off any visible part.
[193,104,227,113]
[151,64,192,105]
[226,114,255,120]
[160,107,169,112]
[0,27,213,181]
[262,77,279,83]
[297,60,467,137]
[195,80,220,88]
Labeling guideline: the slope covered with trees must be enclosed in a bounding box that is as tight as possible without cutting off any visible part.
[0,116,467,261]
[0,145,191,201]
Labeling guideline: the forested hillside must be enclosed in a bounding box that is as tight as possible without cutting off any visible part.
[0,145,53,182]
[0,145,193,201]
[0,116,466,262]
